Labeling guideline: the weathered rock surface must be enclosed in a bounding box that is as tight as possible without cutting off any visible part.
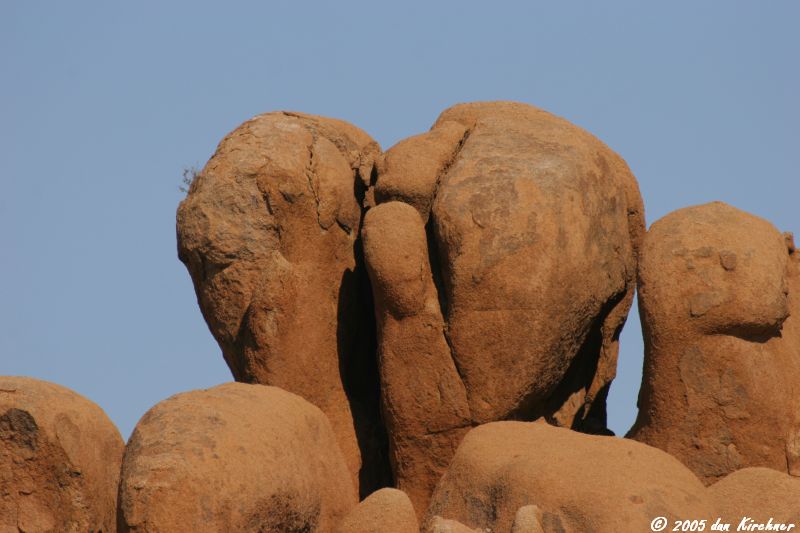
[628,202,800,484]
[425,421,714,533]
[709,467,800,526]
[510,505,545,533]
[176,112,389,493]
[424,516,483,533]
[364,101,645,513]
[117,382,356,533]
[0,376,124,533]
[335,487,418,533]
[362,201,472,514]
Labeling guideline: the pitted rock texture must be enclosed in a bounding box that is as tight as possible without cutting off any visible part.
[628,202,800,484]
[176,112,389,494]
[0,376,124,533]
[424,421,714,533]
[335,487,419,533]
[364,102,644,512]
[117,382,356,533]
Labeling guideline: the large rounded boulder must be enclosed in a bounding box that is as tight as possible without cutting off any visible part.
[709,467,800,527]
[117,382,357,532]
[363,101,645,512]
[424,421,713,532]
[0,376,124,533]
[335,488,419,533]
[628,202,800,484]
[176,112,388,493]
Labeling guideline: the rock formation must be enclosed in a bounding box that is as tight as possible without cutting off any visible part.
[425,421,714,532]
[9,103,798,533]
[176,102,646,513]
[628,202,800,484]
[364,102,645,512]
[117,382,357,532]
[176,112,389,494]
[0,376,124,533]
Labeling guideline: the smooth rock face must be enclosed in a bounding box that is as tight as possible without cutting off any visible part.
[117,382,357,533]
[425,421,714,533]
[176,112,389,493]
[708,467,800,525]
[0,376,124,533]
[335,488,419,533]
[364,101,645,513]
[628,202,800,484]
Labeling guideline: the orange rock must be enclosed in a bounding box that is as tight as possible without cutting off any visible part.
[709,467,800,526]
[425,421,714,532]
[375,120,468,221]
[0,376,124,532]
[628,202,800,484]
[364,102,645,513]
[362,201,471,514]
[335,487,419,533]
[117,382,357,532]
[176,112,389,494]
[177,102,646,512]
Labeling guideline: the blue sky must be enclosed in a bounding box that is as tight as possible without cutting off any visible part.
[1,2,797,438]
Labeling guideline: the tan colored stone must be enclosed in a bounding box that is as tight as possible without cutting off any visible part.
[117,382,356,532]
[511,505,545,533]
[709,467,800,526]
[424,516,483,533]
[0,376,124,533]
[425,421,714,533]
[335,487,418,533]
[628,202,800,484]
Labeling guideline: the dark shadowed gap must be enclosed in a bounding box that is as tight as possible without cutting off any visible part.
[504,290,628,436]
[335,169,393,499]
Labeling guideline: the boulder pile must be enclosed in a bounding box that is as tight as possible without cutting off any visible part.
[3,102,796,532]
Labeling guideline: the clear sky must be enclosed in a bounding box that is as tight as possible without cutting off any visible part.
[1,2,797,439]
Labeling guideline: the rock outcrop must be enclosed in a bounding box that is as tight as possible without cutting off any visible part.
[425,421,714,533]
[176,112,389,494]
[364,102,645,512]
[0,376,124,533]
[117,382,357,533]
[171,104,800,527]
[7,103,800,533]
[628,202,800,484]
